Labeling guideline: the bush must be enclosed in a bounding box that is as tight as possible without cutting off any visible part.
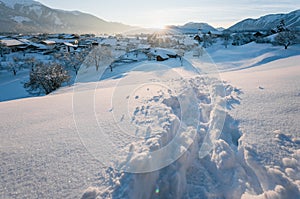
[24,62,70,95]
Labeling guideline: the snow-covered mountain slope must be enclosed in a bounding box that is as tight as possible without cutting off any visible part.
[205,42,300,71]
[0,0,134,34]
[0,0,41,9]
[1,45,300,198]
[229,9,300,32]
[167,22,217,34]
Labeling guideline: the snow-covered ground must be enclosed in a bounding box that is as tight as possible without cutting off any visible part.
[0,43,299,198]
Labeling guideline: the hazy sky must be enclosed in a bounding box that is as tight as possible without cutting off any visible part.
[37,0,299,28]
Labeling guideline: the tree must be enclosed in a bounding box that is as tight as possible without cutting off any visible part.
[202,34,213,48]
[7,57,22,76]
[222,31,231,48]
[176,49,185,66]
[277,19,287,32]
[275,31,297,49]
[85,46,113,71]
[58,50,89,75]
[232,33,253,46]
[7,62,18,76]
[25,57,36,72]
[24,62,70,94]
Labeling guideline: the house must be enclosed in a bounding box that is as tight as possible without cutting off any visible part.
[194,35,202,42]
[253,31,264,37]
[41,40,56,46]
[156,55,168,61]
[61,42,78,52]
[208,31,223,38]
[0,39,27,52]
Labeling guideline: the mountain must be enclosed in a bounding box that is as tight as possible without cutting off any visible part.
[228,9,300,32]
[0,0,135,34]
[167,22,217,34]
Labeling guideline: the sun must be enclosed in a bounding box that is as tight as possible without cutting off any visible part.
[147,23,167,30]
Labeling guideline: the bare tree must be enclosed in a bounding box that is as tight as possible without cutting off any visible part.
[24,57,36,72]
[7,57,22,76]
[24,62,70,94]
[176,49,185,66]
[85,46,113,71]
[275,31,297,49]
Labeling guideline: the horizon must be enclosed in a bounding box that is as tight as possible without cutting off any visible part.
[36,0,299,29]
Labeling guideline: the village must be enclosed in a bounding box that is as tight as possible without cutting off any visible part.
[0,27,296,100]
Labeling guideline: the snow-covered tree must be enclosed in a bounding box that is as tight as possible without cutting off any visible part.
[7,56,22,76]
[275,31,297,49]
[7,62,19,76]
[57,50,89,75]
[176,49,185,66]
[24,62,70,94]
[85,46,113,71]
[24,57,36,72]
[222,31,231,48]
[276,19,288,32]
[201,34,212,48]
[232,33,253,46]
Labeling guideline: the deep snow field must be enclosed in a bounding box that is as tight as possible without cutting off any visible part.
[0,42,300,199]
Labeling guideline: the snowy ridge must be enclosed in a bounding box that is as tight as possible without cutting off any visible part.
[167,22,217,34]
[0,0,134,33]
[0,0,41,9]
[229,9,300,31]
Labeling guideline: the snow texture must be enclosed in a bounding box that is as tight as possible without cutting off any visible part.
[0,43,299,198]
[0,0,41,9]
[11,16,31,23]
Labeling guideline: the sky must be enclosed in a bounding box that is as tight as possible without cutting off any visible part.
[37,0,299,28]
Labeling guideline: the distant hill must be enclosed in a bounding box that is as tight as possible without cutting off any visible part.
[167,22,217,34]
[0,0,135,34]
[228,9,300,32]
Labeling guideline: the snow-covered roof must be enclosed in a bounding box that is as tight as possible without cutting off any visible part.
[18,39,31,44]
[0,39,25,47]
[63,42,78,48]
[42,40,56,45]
[150,48,176,59]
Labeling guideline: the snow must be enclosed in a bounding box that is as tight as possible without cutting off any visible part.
[42,40,56,45]
[28,5,43,17]
[11,16,31,23]
[53,14,63,25]
[0,70,31,101]
[0,39,24,47]
[0,42,300,198]
[0,0,41,9]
